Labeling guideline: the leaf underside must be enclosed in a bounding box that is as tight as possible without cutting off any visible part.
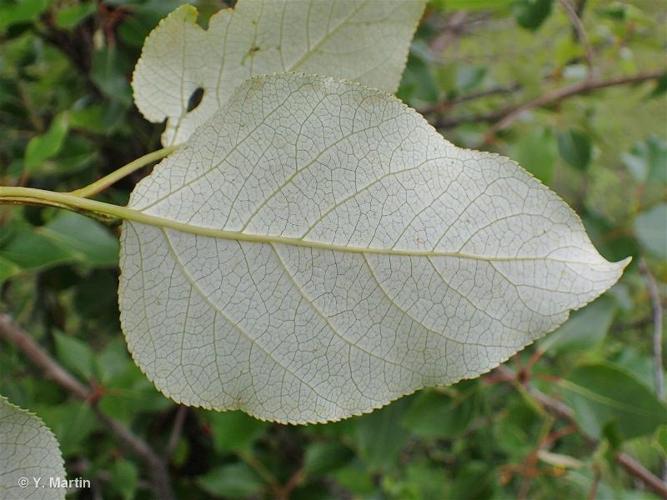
[0,396,65,499]
[119,73,627,424]
[131,0,425,145]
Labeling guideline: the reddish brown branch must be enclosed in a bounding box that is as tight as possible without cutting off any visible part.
[0,314,90,400]
[166,406,188,457]
[639,259,666,401]
[436,70,666,131]
[275,468,305,500]
[419,83,522,116]
[617,454,667,499]
[448,83,523,105]
[639,258,667,481]
[559,0,595,76]
[0,314,174,500]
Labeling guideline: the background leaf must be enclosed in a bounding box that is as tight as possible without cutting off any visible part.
[24,113,69,172]
[132,0,426,145]
[511,128,557,183]
[196,463,263,498]
[634,203,667,260]
[558,129,593,171]
[539,296,617,355]
[0,395,66,499]
[0,212,119,284]
[560,363,667,440]
[514,0,553,30]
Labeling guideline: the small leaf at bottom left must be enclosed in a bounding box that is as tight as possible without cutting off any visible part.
[0,395,66,499]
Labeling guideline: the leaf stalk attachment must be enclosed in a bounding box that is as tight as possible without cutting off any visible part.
[71,145,179,198]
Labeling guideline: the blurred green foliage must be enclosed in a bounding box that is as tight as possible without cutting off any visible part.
[0,0,665,498]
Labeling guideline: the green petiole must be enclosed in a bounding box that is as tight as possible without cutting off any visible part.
[70,145,179,198]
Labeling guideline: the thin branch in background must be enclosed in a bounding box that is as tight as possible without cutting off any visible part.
[491,365,667,498]
[617,454,667,498]
[435,70,665,133]
[418,83,523,116]
[275,467,305,500]
[517,421,557,500]
[0,314,175,500]
[0,315,90,400]
[429,11,469,55]
[447,83,523,105]
[587,466,601,500]
[639,258,666,482]
[237,449,281,495]
[639,258,666,401]
[483,71,665,135]
[559,0,595,78]
[166,406,188,457]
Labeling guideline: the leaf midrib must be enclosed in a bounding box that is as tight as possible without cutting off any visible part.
[128,211,602,264]
[0,186,613,265]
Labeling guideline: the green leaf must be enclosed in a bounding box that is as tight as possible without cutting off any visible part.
[560,363,667,440]
[97,361,170,423]
[38,402,97,457]
[557,129,592,171]
[398,51,440,107]
[0,213,119,281]
[0,395,66,500]
[37,212,119,267]
[0,227,73,271]
[397,462,448,499]
[353,400,410,472]
[514,0,553,31]
[598,2,629,20]
[332,463,375,494]
[207,411,266,452]
[69,104,124,135]
[654,425,667,458]
[91,47,132,106]
[54,332,96,381]
[512,128,557,183]
[402,388,477,438]
[456,65,486,92]
[54,2,96,30]
[132,1,426,145]
[611,347,663,394]
[196,463,264,498]
[0,255,23,284]
[539,296,616,354]
[31,135,98,178]
[119,73,627,424]
[24,113,69,171]
[110,459,139,500]
[0,0,51,32]
[450,462,497,500]
[634,203,667,260]
[431,0,514,11]
[97,338,133,384]
[303,442,354,477]
[495,398,543,460]
[623,136,667,183]
[650,73,667,98]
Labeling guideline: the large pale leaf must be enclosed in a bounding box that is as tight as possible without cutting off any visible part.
[131,0,425,145]
[119,73,628,424]
[0,396,66,499]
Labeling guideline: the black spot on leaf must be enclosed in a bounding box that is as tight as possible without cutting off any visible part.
[187,87,204,112]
